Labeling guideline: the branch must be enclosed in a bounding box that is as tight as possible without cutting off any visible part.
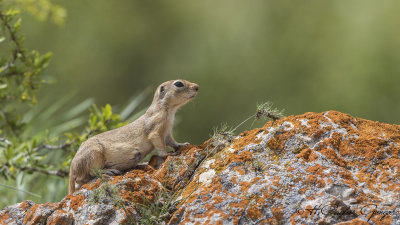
[0,137,12,145]
[0,10,26,62]
[19,166,69,177]
[3,163,69,177]
[33,141,74,152]
[0,10,29,77]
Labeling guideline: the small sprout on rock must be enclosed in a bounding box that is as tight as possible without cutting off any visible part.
[134,187,181,224]
[210,123,235,148]
[210,101,284,144]
[89,169,137,224]
[256,102,284,121]
[212,123,235,141]
[92,168,104,180]
[212,102,283,142]
[293,146,306,154]
[89,188,101,204]
[89,168,122,205]
[252,146,266,153]
[244,159,265,173]
[214,165,224,174]
[251,159,265,173]
[89,182,120,205]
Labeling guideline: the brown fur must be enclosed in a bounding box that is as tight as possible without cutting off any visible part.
[69,80,199,194]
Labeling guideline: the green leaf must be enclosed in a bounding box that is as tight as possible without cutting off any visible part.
[5,9,20,17]
[13,18,21,32]
[102,104,112,120]
[34,52,52,68]
[0,37,5,42]
[0,84,7,89]
[21,90,28,101]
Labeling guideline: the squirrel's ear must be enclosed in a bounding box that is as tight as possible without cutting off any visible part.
[159,86,166,99]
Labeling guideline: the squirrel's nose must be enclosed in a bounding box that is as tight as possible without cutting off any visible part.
[193,85,199,91]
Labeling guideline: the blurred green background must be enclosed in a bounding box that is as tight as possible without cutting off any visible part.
[2,0,400,206]
[28,0,400,143]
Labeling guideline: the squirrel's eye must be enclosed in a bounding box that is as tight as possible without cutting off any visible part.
[174,81,184,87]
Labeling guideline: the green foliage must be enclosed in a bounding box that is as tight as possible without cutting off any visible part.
[63,104,128,153]
[2,0,66,26]
[0,103,126,181]
[0,91,144,208]
[0,10,51,103]
[0,9,52,137]
[12,0,400,148]
[0,4,57,184]
[0,2,146,208]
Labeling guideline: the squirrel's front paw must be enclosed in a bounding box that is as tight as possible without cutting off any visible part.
[168,151,179,156]
[178,142,190,147]
[174,142,190,150]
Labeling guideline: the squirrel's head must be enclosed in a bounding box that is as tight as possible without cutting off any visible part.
[154,79,199,109]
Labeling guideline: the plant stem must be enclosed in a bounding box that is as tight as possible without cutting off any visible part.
[231,114,255,133]
[0,183,41,198]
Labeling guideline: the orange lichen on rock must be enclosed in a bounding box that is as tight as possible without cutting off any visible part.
[233,128,263,149]
[82,178,101,191]
[46,210,73,225]
[271,207,284,222]
[306,164,326,175]
[319,147,348,167]
[0,213,10,225]
[247,206,262,220]
[22,203,56,225]
[289,212,301,225]
[18,200,34,210]
[305,174,325,188]
[22,204,40,224]
[239,181,252,192]
[337,219,372,225]
[297,148,313,161]
[66,194,85,211]
[225,150,253,165]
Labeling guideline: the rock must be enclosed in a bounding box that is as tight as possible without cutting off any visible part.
[1,111,399,224]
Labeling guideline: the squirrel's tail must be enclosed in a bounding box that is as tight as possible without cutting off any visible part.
[68,166,75,194]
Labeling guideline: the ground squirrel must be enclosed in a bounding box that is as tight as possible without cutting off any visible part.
[69,79,199,194]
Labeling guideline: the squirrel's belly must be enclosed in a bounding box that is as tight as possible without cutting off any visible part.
[104,142,151,171]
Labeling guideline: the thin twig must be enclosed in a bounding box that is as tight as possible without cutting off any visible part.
[3,163,69,177]
[0,184,41,198]
[0,10,26,62]
[17,165,69,177]
[231,114,256,133]
[0,10,30,78]
[33,141,73,152]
